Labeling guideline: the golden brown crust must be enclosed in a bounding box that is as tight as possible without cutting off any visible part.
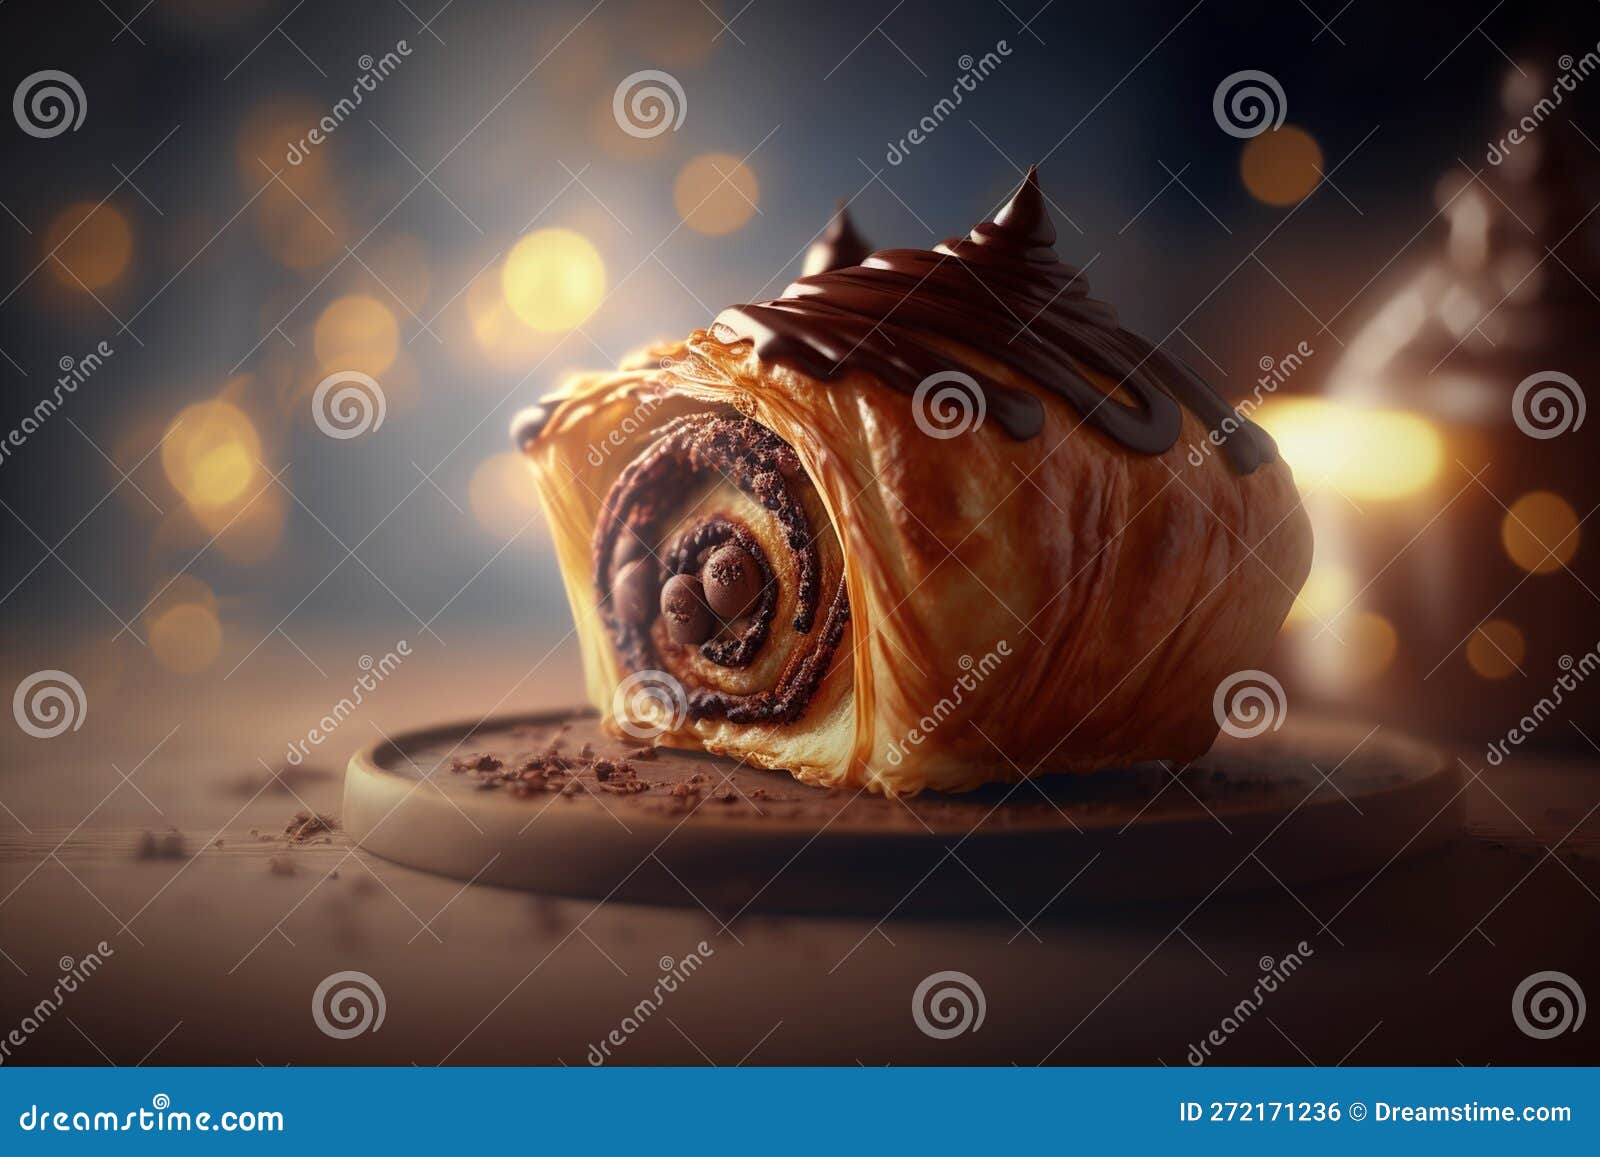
[522,333,1312,795]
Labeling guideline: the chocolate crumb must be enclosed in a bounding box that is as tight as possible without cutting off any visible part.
[136,829,187,860]
[284,812,339,843]
[451,752,504,774]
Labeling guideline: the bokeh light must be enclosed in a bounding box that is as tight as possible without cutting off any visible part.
[161,400,262,510]
[469,452,547,541]
[1241,126,1324,207]
[144,576,223,675]
[1501,491,1580,574]
[1466,619,1526,680]
[1253,398,1444,501]
[314,294,400,375]
[150,603,224,674]
[256,183,347,270]
[236,97,328,187]
[501,229,607,333]
[1301,609,1399,688]
[45,202,133,290]
[1287,563,1356,626]
[674,153,760,235]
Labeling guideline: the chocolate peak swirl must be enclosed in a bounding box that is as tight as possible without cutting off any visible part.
[802,201,873,276]
[712,166,1276,473]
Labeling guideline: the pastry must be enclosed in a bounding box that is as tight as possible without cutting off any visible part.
[514,172,1312,794]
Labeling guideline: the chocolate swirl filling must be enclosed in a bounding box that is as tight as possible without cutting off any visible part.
[595,414,850,726]
[712,166,1276,473]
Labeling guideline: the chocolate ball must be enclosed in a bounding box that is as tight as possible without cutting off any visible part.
[611,560,656,626]
[661,574,714,644]
[703,543,763,619]
[611,531,647,572]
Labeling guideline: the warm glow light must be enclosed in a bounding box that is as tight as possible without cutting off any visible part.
[1287,563,1356,625]
[161,400,261,509]
[674,153,760,235]
[469,452,546,540]
[1253,398,1444,501]
[501,229,607,333]
[144,576,223,675]
[1241,126,1323,207]
[1302,609,1399,688]
[257,184,346,270]
[46,202,133,290]
[314,294,399,375]
[1467,619,1526,679]
[1502,491,1580,574]
[150,603,223,674]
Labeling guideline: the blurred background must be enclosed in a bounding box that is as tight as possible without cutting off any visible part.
[2,0,1599,745]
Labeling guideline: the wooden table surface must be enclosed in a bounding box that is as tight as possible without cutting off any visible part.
[2,631,1597,1066]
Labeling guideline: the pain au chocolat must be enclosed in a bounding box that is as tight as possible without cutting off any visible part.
[514,170,1312,795]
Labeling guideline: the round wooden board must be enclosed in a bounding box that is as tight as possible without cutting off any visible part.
[343,710,1458,915]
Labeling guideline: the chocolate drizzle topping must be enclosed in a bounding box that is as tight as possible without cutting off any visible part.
[509,403,551,451]
[802,201,873,276]
[713,167,1276,473]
